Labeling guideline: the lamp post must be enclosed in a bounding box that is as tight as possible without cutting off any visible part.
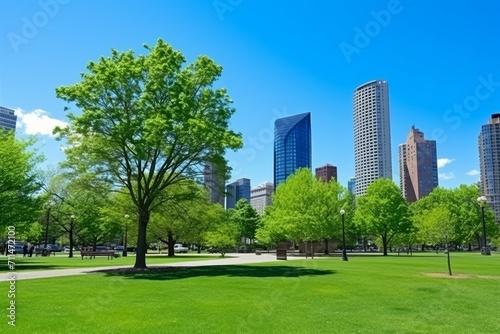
[69,215,75,258]
[340,209,348,261]
[123,214,130,257]
[477,196,491,255]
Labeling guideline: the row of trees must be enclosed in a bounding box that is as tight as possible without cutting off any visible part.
[257,169,500,257]
[1,124,261,257]
[3,39,499,271]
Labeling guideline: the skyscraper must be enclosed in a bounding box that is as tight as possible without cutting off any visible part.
[274,112,311,188]
[353,80,392,195]
[0,106,17,132]
[225,178,251,209]
[315,163,337,183]
[478,114,500,222]
[347,177,356,194]
[250,182,274,215]
[203,161,225,207]
[399,126,438,202]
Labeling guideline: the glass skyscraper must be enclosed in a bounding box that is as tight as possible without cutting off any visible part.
[274,112,311,188]
[0,106,17,132]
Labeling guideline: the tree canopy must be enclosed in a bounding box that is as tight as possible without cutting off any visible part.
[0,131,43,231]
[55,39,242,269]
[355,178,412,255]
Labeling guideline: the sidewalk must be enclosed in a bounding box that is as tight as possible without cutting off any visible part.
[1,253,303,281]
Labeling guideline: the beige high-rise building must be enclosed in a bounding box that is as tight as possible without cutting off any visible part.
[399,126,438,202]
[478,114,500,222]
[353,80,392,195]
[250,182,274,215]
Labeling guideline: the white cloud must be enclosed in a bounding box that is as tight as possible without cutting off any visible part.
[439,172,455,180]
[15,108,67,137]
[467,169,480,176]
[437,158,455,169]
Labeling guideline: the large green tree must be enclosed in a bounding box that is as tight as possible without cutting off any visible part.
[0,131,43,232]
[231,198,260,244]
[55,39,242,269]
[412,185,499,250]
[257,168,346,251]
[355,178,412,256]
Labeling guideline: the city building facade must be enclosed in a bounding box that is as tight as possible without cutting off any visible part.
[203,161,225,207]
[353,80,392,195]
[225,178,251,209]
[250,182,274,215]
[399,126,438,202]
[274,112,311,189]
[315,163,337,183]
[478,114,500,222]
[0,106,17,132]
[347,177,356,194]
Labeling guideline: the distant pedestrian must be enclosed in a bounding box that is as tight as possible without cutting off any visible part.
[29,244,35,257]
[23,243,28,257]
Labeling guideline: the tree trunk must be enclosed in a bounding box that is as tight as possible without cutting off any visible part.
[197,243,201,254]
[133,210,149,269]
[382,234,388,256]
[167,230,175,257]
[324,239,329,255]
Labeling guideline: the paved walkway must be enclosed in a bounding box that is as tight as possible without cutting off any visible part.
[2,253,305,281]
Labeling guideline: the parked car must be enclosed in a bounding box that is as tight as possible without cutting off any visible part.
[46,244,62,252]
[173,244,188,253]
[114,246,124,252]
[207,247,218,254]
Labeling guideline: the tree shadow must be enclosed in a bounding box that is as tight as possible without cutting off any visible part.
[94,265,335,281]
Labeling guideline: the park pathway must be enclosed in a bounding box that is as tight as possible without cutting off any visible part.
[1,253,305,281]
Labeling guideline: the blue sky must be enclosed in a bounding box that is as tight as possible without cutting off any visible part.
[1,0,499,190]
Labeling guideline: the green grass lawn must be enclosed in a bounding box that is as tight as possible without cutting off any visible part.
[1,252,499,333]
[0,252,221,271]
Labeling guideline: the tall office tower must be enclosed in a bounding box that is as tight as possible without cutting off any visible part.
[478,114,500,223]
[274,112,311,189]
[203,161,225,207]
[315,163,337,183]
[0,106,17,132]
[353,80,392,195]
[225,178,251,209]
[347,177,356,194]
[250,182,274,215]
[398,126,438,202]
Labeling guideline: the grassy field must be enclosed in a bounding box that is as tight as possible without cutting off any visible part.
[1,252,499,333]
[0,252,221,271]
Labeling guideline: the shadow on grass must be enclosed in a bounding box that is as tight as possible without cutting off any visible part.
[95,265,335,281]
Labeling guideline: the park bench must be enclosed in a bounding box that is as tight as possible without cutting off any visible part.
[80,248,115,260]
[35,248,55,257]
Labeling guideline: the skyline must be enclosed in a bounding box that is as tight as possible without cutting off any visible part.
[1,1,499,190]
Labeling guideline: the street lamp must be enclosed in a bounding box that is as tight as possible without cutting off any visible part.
[123,214,130,257]
[477,196,491,255]
[69,215,75,258]
[340,209,348,261]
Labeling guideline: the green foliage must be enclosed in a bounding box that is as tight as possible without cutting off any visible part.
[257,168,347,245]
[149,180,219,248]
[0,131,44,231]
[203,211,239,257]
[355,178,412,255]
[231,198,260,241]
[412,185,500,247]
[54,39,242,268]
